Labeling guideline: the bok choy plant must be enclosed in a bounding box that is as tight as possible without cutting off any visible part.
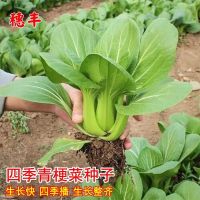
[0,15,192,143]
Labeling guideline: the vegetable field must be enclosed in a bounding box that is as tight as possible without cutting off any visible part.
[0,0,200,200]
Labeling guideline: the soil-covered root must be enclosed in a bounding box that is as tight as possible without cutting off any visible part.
[75,132,125,184]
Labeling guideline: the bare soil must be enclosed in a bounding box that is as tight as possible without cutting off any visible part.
[39,0,102,22]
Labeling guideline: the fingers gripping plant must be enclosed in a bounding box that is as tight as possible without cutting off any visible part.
[0,16,191,146]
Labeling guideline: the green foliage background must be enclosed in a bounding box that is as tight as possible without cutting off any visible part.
[0,0,200,77]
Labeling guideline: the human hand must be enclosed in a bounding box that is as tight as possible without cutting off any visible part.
[54,84,143,150]
[120,116,143,150]
[53,84,83,126]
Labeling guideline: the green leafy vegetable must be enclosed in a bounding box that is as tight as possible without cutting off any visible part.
[0,16,192,165]
[175,181,200,200]
[179,134,200,161]
[38,138,90,166]
[115,169,143,200]
[142,188,166,200]
[166,193,183,200]
[125,137,149,166]
[158,123,186,162]
[138,146,163,171]
[170,112,200,135]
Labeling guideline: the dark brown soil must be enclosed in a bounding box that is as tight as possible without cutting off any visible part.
[0,1,200,199]
[75,133,125,185]
[194,155,200,167]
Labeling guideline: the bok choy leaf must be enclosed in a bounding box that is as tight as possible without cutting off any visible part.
[0,15,192,141]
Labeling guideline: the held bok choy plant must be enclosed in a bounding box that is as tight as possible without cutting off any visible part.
[0,15,192,167]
